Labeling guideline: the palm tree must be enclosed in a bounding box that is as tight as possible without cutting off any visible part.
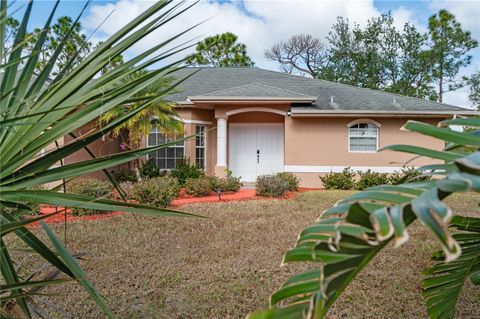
[249,118,480,319]
[100,70,184,177]
[100,70,183,148]
[0,0,199,317]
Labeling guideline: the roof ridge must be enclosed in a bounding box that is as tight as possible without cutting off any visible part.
[184,66,253,70]
[195,82,311,97]
[252,82,311,96]
[194,83,255,96]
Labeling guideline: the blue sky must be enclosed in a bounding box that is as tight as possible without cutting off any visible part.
[10,0,480,108]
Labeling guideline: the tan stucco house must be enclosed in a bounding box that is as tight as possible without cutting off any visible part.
[70,67,479,188]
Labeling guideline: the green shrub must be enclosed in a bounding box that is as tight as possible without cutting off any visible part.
[388,166,431,185]
[67,178,113,216]
[116,181,136,200]
[204,170,242,193]
[185,177,213,197]
[132,176,180,207]
[355,170,389,190]
[113,169,137,183]
[171,158,202,186]
[320,168,355,190]
[218,169,242,192]
[255,174,290,197]
[139,158,161,179]
[222,175,242,192]
[277,172,299,191]
[206,175,222,191]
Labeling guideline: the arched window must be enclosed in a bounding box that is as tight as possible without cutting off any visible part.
[348,122,379,152]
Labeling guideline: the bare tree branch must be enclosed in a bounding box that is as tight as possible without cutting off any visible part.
[265,34,329,76]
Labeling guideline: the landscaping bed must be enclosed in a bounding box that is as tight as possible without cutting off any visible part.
[31,188,317,227]
[30,161,308,227]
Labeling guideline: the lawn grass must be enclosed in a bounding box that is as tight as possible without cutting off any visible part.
[10,190,480,318]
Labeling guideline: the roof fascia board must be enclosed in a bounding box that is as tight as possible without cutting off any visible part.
[291,110,478,117]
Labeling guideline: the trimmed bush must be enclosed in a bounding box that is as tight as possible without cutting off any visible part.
[355,170,389,190]
[207,174,242,193]
[255,174,290,197]
[218,169,242,192]
[132,176,180,207]
[67,178,113,216]
[117,181,136,200]
[113,169,137,183]
[277,172,299,191]
[388,166,431,185]
[222,175,242,192]
[206,175,223,191]
[320,168,355,190]
[171,158,202,186]
[139,158,161,179]
[185,177,213,197]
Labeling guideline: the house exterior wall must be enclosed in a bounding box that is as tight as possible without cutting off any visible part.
[63,105,448,189]
[228,112,285,123]
[178,107,446,188]
[284,116,444,187]
[64,121,122,179]
[178,108,215,174]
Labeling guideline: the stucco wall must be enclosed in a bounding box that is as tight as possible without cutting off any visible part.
[228,112,285,123]
[190,106,446,188]
[64,105,449,189]
[284,116,444,187]
[64,121,122,179]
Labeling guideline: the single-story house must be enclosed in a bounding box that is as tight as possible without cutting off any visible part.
[69,67,479,188]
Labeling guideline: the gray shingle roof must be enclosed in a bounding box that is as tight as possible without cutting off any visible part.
[166,67,475,114]
[189,83,316,101]
[194,83,311,98]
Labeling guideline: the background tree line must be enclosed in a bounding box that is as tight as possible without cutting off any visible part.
[5,9,479,108]
[266,10,479,105]
[3,15,180,153]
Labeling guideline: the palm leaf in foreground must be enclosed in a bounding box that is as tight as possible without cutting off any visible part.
[248,117,480,319]
[1,0,200,317]
[423,216,480,319]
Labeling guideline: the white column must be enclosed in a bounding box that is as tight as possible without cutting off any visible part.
[216,117,227,166]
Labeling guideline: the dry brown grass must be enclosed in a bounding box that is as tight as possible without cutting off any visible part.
[10,191,480,318]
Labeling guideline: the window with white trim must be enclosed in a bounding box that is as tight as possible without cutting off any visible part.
[147,126,184,169]
[348,122,379,152]
[195,125,206,169]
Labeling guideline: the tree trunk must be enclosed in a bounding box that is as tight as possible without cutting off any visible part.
[439,68,443,103]
[438,55,443,103]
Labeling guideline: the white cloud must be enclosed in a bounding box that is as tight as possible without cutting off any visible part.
[82,0,380,68]
[81,0,479,107]
[443,85,471,107]
[390,6,427,32]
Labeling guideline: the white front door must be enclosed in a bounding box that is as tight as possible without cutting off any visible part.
[229,123,284,182]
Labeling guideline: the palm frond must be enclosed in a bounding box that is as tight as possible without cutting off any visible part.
[249,118,480,319]
[423,216,480,319]
[1,0,200,317]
